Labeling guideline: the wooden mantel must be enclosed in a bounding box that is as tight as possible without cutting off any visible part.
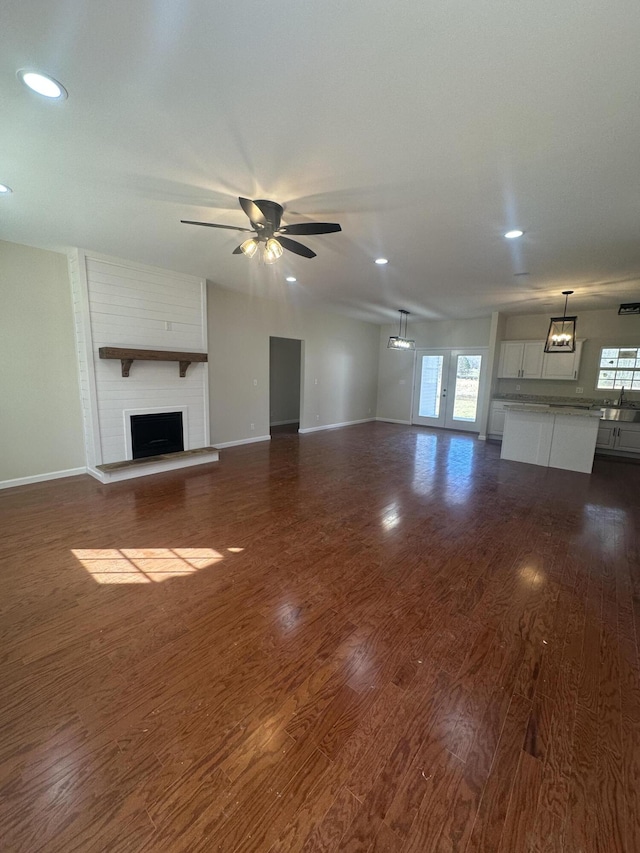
[98,347,208,378]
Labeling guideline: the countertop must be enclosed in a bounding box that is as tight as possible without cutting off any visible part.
[504,404,603,418]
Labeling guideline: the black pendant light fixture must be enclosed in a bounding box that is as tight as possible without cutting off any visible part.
[388,310,415,351]
[544,290,577,353]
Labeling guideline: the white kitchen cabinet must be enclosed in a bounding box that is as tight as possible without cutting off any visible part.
[541,341,583,381]
[489,402,507,436]
[521,342,545,378]
[595,421,640,454]
[501,406,601,473]
[497,341,544,379]
[596,423,616,449]
[617,424,640,453]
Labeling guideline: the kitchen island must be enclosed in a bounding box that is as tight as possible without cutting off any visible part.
[501,404,603,473]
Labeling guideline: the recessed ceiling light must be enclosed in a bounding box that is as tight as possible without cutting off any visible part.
[0,184,12,194]
[286,276,297,282]
[375,258,388,265]
[504,230,524,239]
[18,70,68,100]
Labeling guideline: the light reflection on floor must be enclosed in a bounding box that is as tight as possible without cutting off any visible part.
[412,433,439,497]
[412,431,477,505]
[71,547,237,583]
[445,437,476,505]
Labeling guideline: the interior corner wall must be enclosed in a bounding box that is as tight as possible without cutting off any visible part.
[207,286,380,444]
[0,240,85,482]
[376,315,492,423]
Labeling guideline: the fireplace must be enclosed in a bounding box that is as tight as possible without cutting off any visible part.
[130,411,184,459]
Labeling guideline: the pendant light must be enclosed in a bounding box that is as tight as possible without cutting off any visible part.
[544,291,577,353]
[388,310,415,350]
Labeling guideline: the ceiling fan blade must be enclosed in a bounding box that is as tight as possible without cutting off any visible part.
[278,222,342,236]
[278,236,317,259]
[238,197,268,228]
[181,220,253,232]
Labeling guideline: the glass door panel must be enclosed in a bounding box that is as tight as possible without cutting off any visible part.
[447,354,482,426]
[418,355,444,418]
[412,351,446,427]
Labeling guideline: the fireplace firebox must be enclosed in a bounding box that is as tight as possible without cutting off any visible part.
[131,412,184,459]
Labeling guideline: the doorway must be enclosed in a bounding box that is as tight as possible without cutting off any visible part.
[269,337,302,435]
[412,348,488,432]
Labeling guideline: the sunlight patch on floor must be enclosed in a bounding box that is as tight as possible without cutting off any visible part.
[72,547,225,583]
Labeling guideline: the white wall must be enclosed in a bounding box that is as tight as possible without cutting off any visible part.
[207,286,380,444]
[0,241,84,484]
[376,316,492,423]
[498,307,640,402]
[70,251,208,467]
[269,337,301,425]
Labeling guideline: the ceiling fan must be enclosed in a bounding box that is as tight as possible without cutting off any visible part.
[181,197,341,263]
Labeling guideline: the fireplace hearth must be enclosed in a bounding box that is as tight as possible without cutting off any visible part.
[131,411,184,459]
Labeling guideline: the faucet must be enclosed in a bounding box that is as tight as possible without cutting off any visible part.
[618,386,627,406]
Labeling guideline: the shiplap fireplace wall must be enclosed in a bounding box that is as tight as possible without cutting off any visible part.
[69,250,210,481]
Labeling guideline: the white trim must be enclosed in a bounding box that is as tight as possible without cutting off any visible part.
[298,418,375,435]
[123,406,189,460]
[375,417,411,425]
[200,280,211,446]
[478,434,487,441]
[0,467,87,490]
[270,419,299,426]
[69,248,102,466]
[214,435,271,449]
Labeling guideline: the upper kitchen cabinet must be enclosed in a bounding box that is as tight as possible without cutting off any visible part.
[541,341,584,381]
[497,341,545,379]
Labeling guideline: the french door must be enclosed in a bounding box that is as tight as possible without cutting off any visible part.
[412,348,488,432]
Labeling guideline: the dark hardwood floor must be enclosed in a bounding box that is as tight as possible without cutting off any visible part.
[1,422,639,852]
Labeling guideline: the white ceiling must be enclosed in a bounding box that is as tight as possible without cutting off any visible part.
[2,1,640,324]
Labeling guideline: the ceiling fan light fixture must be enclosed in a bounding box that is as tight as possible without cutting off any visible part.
[544,290,577,353]
[264,238,283,264]
[182,198,341,261]
[240,238,258,258]
[388,309,415,351]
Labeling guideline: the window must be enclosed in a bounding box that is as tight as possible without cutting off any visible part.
[597,346,640,390]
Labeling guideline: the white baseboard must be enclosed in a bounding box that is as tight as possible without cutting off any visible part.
[215,434,271,449]
[478,434,487,441]
[375,418,412,425]
[0,467,87,490]
[298,418,375,435]
[270,419,299,426]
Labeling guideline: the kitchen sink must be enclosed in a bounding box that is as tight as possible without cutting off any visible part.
[600,407,640,422]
